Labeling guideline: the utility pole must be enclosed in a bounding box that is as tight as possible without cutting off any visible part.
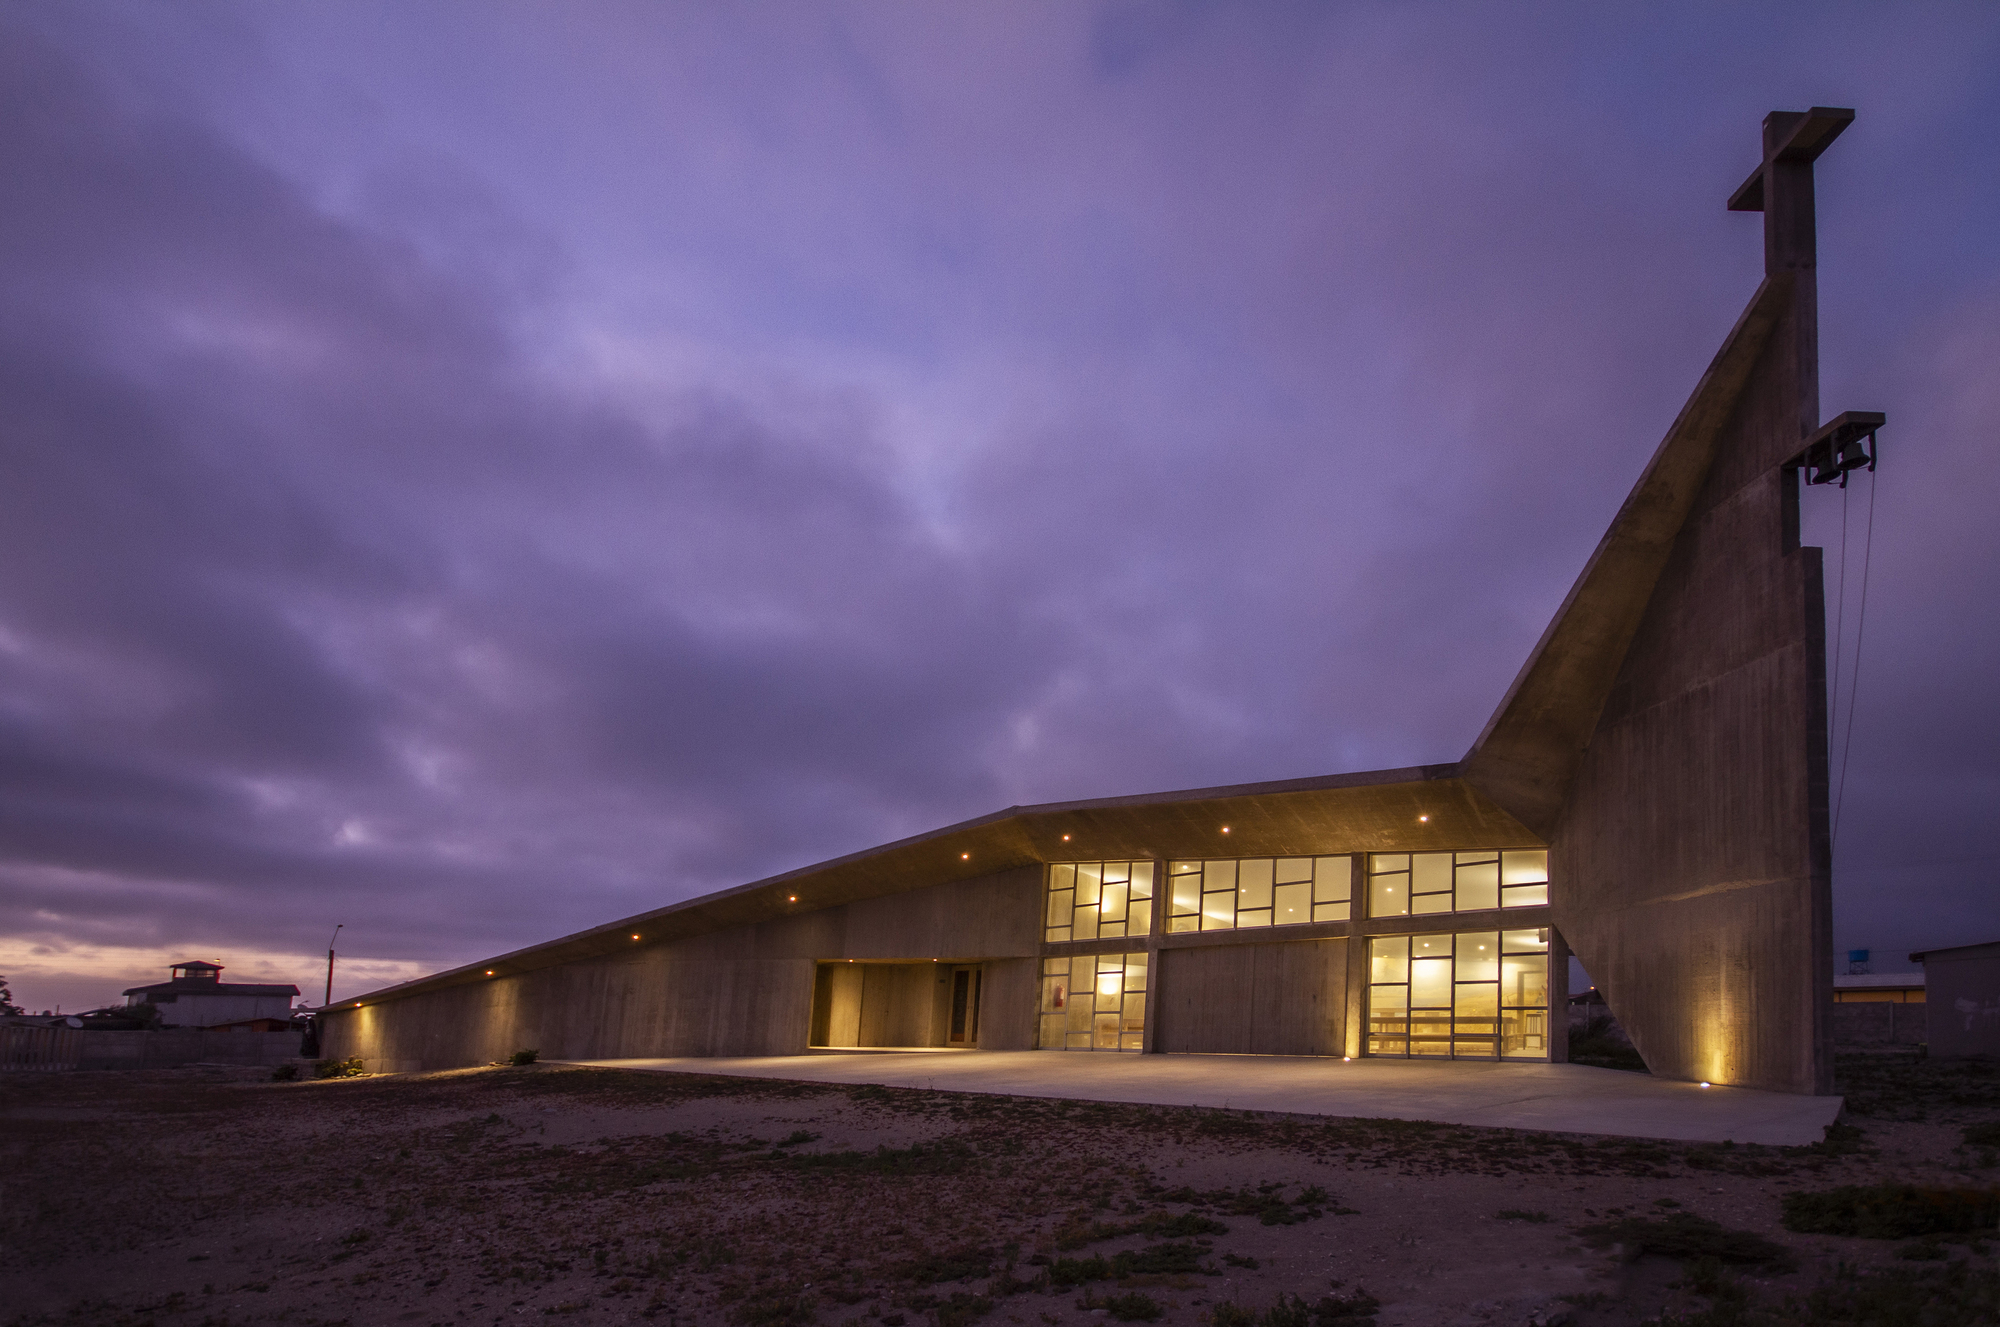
[324,924,343,1008]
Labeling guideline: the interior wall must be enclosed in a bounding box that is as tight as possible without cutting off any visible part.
[1154,939,1346,1056]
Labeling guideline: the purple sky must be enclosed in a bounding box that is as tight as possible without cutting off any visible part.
[3,3,1996,1013]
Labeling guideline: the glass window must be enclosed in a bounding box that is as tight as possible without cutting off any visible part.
[1369,869,1409,917]
[1455,860,1500,911]
[1367,926,1553,1061]
[1045,863,1154,943]
[1367,848,1548,916]
[1237,859,1274,910]
[1164,856,1354,931]
[1037,953,1147,1051]
[1273,881,1311,925]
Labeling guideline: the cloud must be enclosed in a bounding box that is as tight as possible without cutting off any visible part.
[2,3,1997,1009]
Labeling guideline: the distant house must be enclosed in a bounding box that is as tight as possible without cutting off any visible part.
[1910,941,2000,1060]
[123,961,300,1031]
[1832,972,1925,1004]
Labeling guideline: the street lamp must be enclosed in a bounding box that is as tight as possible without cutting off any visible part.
[324,924,343,1008]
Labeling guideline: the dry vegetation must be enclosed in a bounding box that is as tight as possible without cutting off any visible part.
[3,1052,1998,1327]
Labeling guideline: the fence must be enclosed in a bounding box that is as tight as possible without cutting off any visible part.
[0,1022,84,1071]
[1831,1001,1927,1046]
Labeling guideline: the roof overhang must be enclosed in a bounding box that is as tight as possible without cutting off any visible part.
[323,763,1537,1012]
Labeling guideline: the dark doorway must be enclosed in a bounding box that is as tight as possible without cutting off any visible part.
[948,966,983,1045]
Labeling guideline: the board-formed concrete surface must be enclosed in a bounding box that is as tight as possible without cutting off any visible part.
[566,1050,1844,1147]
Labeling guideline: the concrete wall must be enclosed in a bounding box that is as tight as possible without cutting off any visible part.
[1830,1002,1926,1047]
[1924,952,2000,1059]
[322,866,1041,1072]
[1553,291,1834,1095]
[1154,938,1346,1056]
[76,1029,302,1070]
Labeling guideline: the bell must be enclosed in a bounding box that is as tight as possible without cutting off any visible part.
[1835,437,1872,472]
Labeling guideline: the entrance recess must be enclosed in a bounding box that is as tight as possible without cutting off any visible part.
[810,961,987,1049]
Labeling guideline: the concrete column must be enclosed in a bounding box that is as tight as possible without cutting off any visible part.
[1549,927,1571,1063]
[1142,858,1166,1053]
[1343,854,1369,1058]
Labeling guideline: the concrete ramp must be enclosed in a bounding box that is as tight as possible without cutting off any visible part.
[566,1050,1842,1147]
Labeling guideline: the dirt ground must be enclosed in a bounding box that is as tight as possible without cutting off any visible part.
[3,1052,1997,1327]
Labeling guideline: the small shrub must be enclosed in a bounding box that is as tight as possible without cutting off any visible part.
[1260,1293,1312,1327]
[1308,1289,1380,1323]
[509,1048,539,1065]
[1897,1239,1950,1260]
[1573,1213,1793,1268]
[904,1247,993,1284]
[1964,1122,2000,1148]
[1497,1208,1551,1223]
[270,1063,299,1082]
[1781,1184,2000,1239]
[1207,1304,1256,1327]
[928,1291,993,1327]
[313,1056,365,1079]
[1088,1287,1168,1319]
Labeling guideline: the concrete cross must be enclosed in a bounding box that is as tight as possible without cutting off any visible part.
[1728,107,1853,276]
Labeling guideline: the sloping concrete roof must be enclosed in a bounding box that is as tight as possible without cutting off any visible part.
[1457,275,1793,838]
[329,763,1538,1011]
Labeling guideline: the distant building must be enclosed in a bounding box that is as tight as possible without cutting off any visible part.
[123,961,300,1031]
[1832,973,1925,1004]
[1910,941,2000,1060]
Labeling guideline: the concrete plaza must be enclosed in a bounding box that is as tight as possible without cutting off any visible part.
[568,1050,1844,1147]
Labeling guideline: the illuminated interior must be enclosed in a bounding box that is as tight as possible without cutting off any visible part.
[1164,856,1352,932]
[1366,850,1548,916]
[1367,928,1549,1058]
[1038,952,1147,1051]
[1044,861,1154,942]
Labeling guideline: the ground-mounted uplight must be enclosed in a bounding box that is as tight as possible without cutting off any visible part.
[1700,1082,1712,1088]
[961,852,970,860]
[1061,834,1071,841]
[1418,815,1429,823]
[1220,826,1230,835]
[486,970,495,977]
[631,934,641,941]
[788,895,797,903]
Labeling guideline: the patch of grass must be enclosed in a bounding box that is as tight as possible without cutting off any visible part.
[1054,1209,1231,1249]
[1573,1213,1793,1268]
[783,1140,977,1177]
[730,1282,818,1327]
[508,1048,539,1065]
[1079,1290,1163,1322]
[1050,1242,1213,1287]
[1781,1184,2000,1239]
[902,1247,994,1284]
[1569,1015,1649,1074]
[1835,1052,2000,1122]
[917,1291,992,1327]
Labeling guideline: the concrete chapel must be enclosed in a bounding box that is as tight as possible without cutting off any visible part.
[322,110,1879,1098]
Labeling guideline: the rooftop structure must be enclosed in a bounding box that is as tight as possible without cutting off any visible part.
[124,960,300,1031]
